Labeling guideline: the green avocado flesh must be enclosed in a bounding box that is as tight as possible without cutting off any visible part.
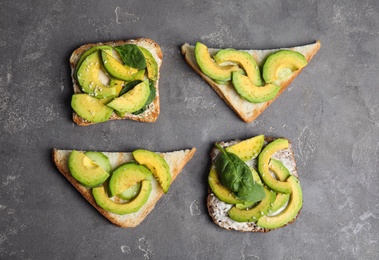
[139,47,158,81]
[106,80,150,113]
[262,50,307,84]
[195,42,240,81]
[225,135,265,161]
[71,94,113,123]
[208,166,242,204]
[117,182,142,200]
[228,186,276,222]
[214,49,262,86]
[268,158,291,213]
[93,180,152,215]
[75,45,112,77]
[258,139,292,194]
[84,151,111,173]
[68,150,110,187]
[76,51,117,99]
[232,72,280,103]
[101,50,139,81]
[133,149,171,193]
[257,176,302,229]
[109,162,152,197]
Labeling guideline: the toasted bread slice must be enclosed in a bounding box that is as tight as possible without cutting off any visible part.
[70,38,163,126]
[207,136,300,232]
[181,41,321,123]
[52,147,196,228]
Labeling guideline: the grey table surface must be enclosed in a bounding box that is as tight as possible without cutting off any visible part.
[1,0,378,259]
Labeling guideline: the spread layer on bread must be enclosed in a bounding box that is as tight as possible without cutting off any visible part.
[207,135,302,232]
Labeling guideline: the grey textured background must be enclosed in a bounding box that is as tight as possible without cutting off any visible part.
[1,0,378,259]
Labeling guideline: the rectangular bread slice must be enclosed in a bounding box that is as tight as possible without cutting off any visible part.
[181,41,321,123]
[207,136,299,232]
[70,38,163,126]
[52,147,196,228]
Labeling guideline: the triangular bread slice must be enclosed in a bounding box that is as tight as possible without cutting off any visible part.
[207,136,299,232]
[52,147,196,227]
[181,41,321,123]
[70,38,162,126]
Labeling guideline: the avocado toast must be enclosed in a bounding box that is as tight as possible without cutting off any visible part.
[52,147,196,228]
[181,41,320,123]
[207,135,302,232]
[70,38,162,126]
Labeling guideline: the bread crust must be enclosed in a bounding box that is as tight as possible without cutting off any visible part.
[206,136,301,232]
[181,41,321,123]
[52,147,196,228]
[70,38,163,126]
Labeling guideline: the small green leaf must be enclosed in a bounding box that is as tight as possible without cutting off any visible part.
[115,44,147,69]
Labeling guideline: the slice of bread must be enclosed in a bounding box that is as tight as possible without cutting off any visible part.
[52,147,196,228]
[181,41,321,123]
[70,38,163,126]
[207,136,300,232]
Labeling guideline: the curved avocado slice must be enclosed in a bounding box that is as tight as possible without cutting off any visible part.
[195,42,241,82]
[106,80,150,113]
[68,150,110,188]
[225,135,265,161]
[101,50,139,81]
[139,46,158,81]
[208,166,242,204]
[214,49,262,86]
[84,151,111,174]
[258,139,292,194]
[93,180,152,215]
[228,186,276,222]
[76,51,117,99]
[133,149,171,193]
[232,72,280,103]
[75,45,113,78]
[262,50,307,84]
[268,158,291,213]
[257,176,302,229]
[109,162,152,197]
[71,94,114,123]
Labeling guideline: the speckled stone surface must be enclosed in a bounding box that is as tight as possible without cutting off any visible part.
[1,0,378,259]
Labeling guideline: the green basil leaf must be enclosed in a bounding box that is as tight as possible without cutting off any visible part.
[132,80,156,115]
[115,44,147,69]
[215,144,266,203]
[119,80,142,96]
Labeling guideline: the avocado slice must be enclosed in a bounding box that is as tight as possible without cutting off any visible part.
[257,176,302,229]
[208,166,242,204]
[117,182,142,200]
[109,79,125,96]
[258,139,292,194]
[68,150,110,188]
[108,162,152,197]
[139,46,158,81]
[195,42,241,82]
[92,180,152,215]
[71,94,114,123]
[75,45,112,78]
[76,51,117,99]
[262,50,307,84]
[214,49,262,86]
[232,72,280,103]
[268,158,291,213]
[228,186,276,222]
[100,50,139,81]
[133,149,171,193]
[106,80,150,114]
[225,135,265,161]
[84,151,111,174]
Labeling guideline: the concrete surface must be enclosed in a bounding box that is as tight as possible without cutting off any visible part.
[1,0,378,259]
